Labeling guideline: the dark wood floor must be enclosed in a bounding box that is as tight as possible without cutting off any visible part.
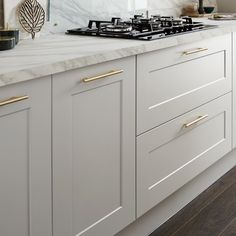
[150,166,236,236]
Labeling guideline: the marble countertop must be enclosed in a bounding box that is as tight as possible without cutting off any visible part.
[1,18,236,87]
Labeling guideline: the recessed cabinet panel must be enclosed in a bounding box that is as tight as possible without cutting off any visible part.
[53,57,135,236]
[0,78,52,236]
[137,34,232,134]
[72,82,122,234]
[233,32,236,148]
[0,110,29,236]
[137,93,232,217]
[147,52,224,107]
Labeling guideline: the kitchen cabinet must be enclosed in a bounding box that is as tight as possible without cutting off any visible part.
[136,33,233,217]
[52,57,136,236]
[0,30,234,236]
[0,78,52,236]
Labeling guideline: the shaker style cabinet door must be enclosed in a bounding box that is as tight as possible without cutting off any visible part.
[53,57,136,236]
[0,78,52,236]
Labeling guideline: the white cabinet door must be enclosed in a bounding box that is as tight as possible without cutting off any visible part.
[137,93,232,217]
[0,78,52,236]
[53,57,135,236]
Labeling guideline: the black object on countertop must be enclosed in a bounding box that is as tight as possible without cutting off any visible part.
[0,37,15,51]
[0,28,19,44]
[67,15,217,41]
[198,0,205,14]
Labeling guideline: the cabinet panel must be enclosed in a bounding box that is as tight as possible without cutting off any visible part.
[72,82,122,233]
[233,32,236,148]
[147,52,224,107]
[0,78,52,236]
[53,57,135,236]
[137,93,232,217]
[137,34,232,134]
[0,110,29,236]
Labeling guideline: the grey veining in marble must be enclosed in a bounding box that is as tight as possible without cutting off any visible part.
[0,19,235,88]
[49,0,217,33]
[2,0,217,36]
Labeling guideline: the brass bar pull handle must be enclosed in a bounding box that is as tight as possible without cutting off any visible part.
[0,95,29,107]
[82,70,124,83]
[184,115,209,128]
[183,48,208,55]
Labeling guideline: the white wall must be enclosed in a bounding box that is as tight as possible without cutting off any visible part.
[217,0,236,13]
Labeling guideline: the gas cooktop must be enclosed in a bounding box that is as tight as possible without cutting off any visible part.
[67,15,217,41]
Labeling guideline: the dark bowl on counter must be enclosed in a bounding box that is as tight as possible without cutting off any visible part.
[0,37,15,51]
[0,29,19,44]
[204,6,215,14]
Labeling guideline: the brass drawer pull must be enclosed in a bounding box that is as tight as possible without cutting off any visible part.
[82,70,124,83]
[183,48,208,55]
[184,115,209,128]
[0,95,29,107]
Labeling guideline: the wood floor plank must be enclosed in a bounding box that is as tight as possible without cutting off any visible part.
[150,167,236,236]
[172,182,236,236]
[218,218,236,236]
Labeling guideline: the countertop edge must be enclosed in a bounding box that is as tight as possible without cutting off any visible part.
[0,24,235,88]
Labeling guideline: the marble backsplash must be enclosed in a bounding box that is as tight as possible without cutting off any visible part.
[0,0,217,34]
[49,0,217,32]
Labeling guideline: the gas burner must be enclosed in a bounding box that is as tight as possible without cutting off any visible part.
[172,19,183,25]
[67,15,217,41]
[103,24,132,33]
[161,16,174,21]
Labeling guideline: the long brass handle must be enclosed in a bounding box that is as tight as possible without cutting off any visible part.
[183,48,208,55]
[184,115,209,128]
[82,70,124,83]
[0,95,29,107]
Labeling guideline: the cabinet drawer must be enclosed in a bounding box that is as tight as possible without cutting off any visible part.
[54,56,134,93]
[137,93,232,217]
[137,34,232,134]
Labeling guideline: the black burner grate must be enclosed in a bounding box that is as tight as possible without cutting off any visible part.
[67,15,217,41]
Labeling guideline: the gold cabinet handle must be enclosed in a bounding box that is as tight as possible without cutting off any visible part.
[184,115,209,128]
[82,70,124,83]
[183,48,208,55]
[0,95,29,107]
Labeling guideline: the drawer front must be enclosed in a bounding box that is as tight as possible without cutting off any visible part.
[54,56,135,93]
[137,34,232,134]
[137,93,232,217]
